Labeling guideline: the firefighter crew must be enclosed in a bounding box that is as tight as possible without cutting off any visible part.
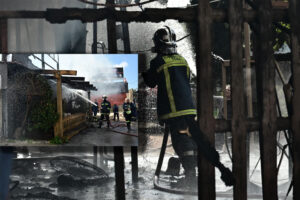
[113,104,119,121]
[99,95,111,128]
[142,26,234,186]
[123,98,134,130]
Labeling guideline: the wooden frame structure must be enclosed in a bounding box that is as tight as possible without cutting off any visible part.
[0,0,299,199]
[39,70,96,139]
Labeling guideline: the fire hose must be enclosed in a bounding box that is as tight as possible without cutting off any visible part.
[108,121,138,138]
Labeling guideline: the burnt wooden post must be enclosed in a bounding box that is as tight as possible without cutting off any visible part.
[197,0,215,199]
[254,0,278,199]
[0,19,8,60]
[40,70,77,138]
[119,0,131,53]
[114,146,125,200]
[106,0,117,53]
[106,1,125,198]
[229,0,247,199]
[93,146,98,166]
[92,0,97,53]
[289,0,300,199]
[131,146,138,183]
[55,73,64,138]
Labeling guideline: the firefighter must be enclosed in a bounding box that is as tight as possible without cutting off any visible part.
[99,95,111,128]
[113,104,119,121]
[142,26,234,186]
[92,100,99,117]
[123,98,134,130]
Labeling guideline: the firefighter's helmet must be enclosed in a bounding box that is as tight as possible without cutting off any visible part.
[102,95,107,99]
[152,26,177,54]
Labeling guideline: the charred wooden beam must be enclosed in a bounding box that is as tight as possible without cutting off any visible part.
[0,7,289,23]
[114,146,125,200]
[214,117,289,133]
[229,0,247,199]
[131,146,138,183]
[43,75,85,81]
[37,69,77,76]
[223,53,291,67]
[254,0,278,199]
[0,19,8,58]
[197,1,215,199]
[289,0,300,199]
[106,0,117,53]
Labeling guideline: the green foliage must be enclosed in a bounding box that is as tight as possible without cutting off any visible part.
[28,76,59,133]
[50,136,68,144]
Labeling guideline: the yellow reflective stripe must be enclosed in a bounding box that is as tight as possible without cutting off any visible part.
[157,62,187,73]
[159,109,197,120]
[164,67,176,113]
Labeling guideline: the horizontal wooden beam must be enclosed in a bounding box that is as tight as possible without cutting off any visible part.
[215,117,289,133]
[272,1,288,9]
[37,70,77,76]
[223,53,292,67]
[0,7,289,23]
[43,75,85,81]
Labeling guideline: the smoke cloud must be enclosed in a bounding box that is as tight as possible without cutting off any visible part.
[58,54,127,97]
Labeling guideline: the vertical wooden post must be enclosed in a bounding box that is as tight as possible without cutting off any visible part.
[119,0,131,53]
[93,146,98,166]
[114,146,125,200]
[229,0,247,199]
[92,0,97,53]
[0,19,8,61]
[106,0,117,53]
[106,1,125,198]
[131,146,138,183]
[197,1,215,199]
[254,0,278,199]
[222,63,227,119]
[15,20,21,51]
[55,73,64,138]
[41,54,45,69]
[289,0,300,199]
[99,146,104,167]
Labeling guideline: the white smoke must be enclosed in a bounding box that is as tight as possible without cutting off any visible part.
[58,54,126,97]
[114,61,128,68]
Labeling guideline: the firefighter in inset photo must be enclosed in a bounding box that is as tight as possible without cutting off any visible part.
[92,100,99,117]
[123,98,134,131]
[142,26,234,187]
[113,104,119,121]
[99,95,111,128]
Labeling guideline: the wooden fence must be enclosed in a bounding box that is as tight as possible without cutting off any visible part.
[0,0,299,199]
[54,113,87,140]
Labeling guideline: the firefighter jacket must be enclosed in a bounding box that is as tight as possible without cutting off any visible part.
[92,102,98,113]
[123,102,134,115]
[101,100,111,114]
[143,53,196,120]
[113,105,119,113]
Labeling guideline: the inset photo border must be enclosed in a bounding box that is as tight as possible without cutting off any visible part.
[0,54,138,146]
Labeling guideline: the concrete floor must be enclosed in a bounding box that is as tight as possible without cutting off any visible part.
[7,132,293,200]
[0,120,138,146]
[66,120,138,146]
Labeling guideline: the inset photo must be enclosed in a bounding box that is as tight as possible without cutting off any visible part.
[0,54,138,146]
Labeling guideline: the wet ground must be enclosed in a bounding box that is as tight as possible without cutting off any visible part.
[0,118,138,147]
[7,131,292,200]
[66,120,138,146]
